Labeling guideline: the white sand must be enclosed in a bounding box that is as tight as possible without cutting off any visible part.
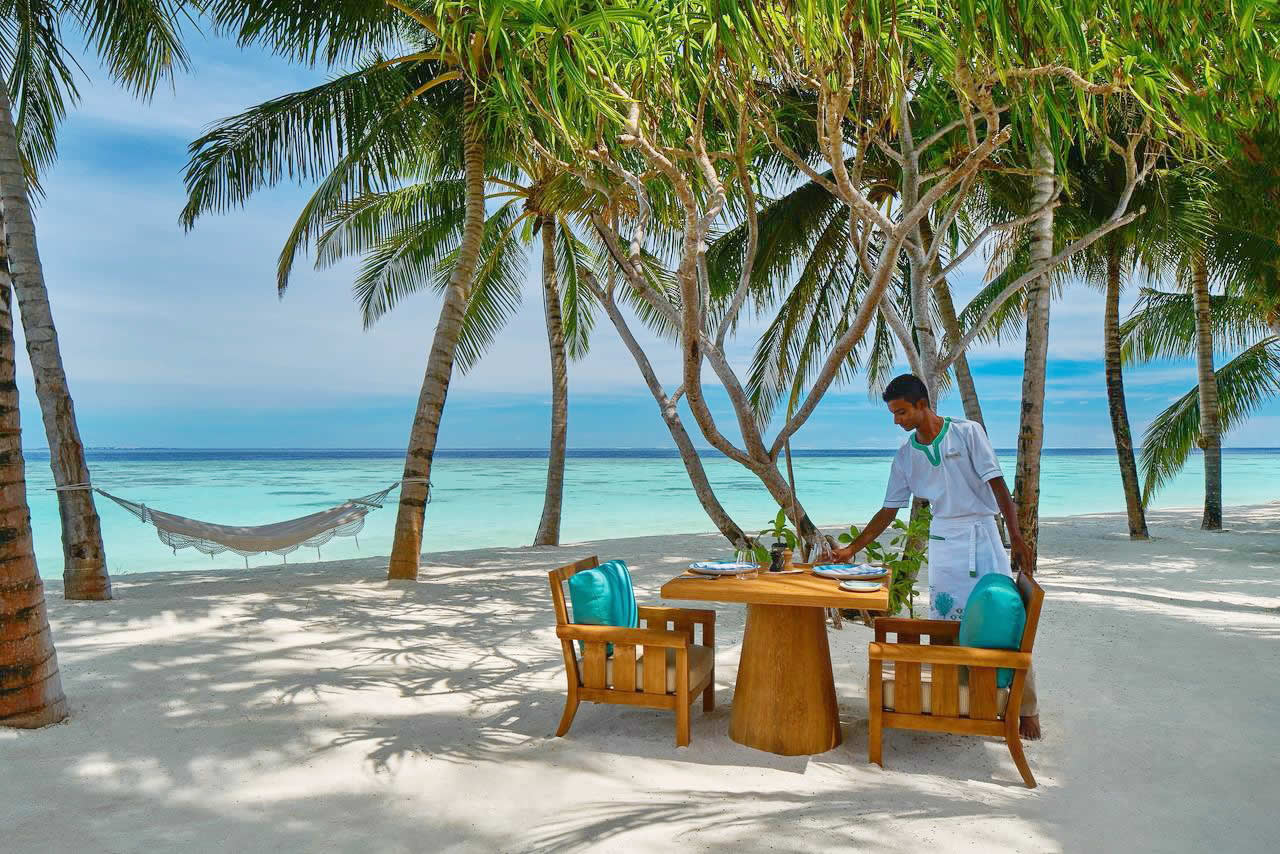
[4,503,1279,853]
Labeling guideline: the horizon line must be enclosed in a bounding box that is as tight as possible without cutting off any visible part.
[24,445,1280,453]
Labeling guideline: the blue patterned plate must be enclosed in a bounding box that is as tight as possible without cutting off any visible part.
[812,563,887,579]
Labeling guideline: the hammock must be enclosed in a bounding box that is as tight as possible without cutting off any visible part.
[72,479,428,563]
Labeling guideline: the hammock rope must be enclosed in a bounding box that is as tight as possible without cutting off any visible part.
[55,479,430,564]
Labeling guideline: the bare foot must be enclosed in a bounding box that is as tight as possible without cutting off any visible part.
[1019,715,1042,740]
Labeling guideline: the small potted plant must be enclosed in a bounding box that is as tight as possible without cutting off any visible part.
[755,509,799,572]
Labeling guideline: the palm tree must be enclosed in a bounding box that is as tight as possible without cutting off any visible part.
[181,24,494,583]
[0,241,66,728]
[313,160,601,546]
[1123,289,1280,506]
[1122,149,1280,527]
[188,7,490,581]
[1047,146,1207,539]
[196,2,638,579]
[0,0,191,600]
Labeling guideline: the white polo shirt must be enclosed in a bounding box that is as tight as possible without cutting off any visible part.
[883,417,1003,518]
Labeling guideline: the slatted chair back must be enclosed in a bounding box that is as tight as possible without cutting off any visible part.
[1016,571,1045,653]
[868,570,1044,786]
[548,555,600,688]
[546,556,717,746]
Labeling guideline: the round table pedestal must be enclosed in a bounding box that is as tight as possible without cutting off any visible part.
[728,603,842,755]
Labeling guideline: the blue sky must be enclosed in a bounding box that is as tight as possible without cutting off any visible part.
[16,34,1278,451]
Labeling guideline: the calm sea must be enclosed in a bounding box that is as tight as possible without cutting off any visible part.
[21,447,1280,578]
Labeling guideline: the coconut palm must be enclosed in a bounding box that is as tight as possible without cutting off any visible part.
[1047,145,1208,538]
[0,240,66,728]
[0,0,191,600]
[1123,291,1280,506]
[1121,148,1280,526]
[197,1,642,579]
[313,159,601,546]
[1122,155,1280,511]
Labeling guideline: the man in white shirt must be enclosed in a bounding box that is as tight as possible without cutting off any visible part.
[829,373,1040,739]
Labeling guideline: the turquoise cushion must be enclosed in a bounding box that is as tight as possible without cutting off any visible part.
[567,559,638,656]
[958,573,1026,689]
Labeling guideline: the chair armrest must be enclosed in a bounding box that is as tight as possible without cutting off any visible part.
[638,606,716,627]
[868,641,1030,669]
[557,624,689,649]
[872,618,960,641]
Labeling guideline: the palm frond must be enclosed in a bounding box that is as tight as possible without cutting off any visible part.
[1120,288,1272,364]
[955,274,1029,346]
[67,0,190,97]
[180,63,460,292]
[203,0,399,67]
[0,4,79,189]
[554,218,598,361]
[705,173,843,306]
[865,313,897,400]
[315,179,466,268]
[351,201,467,327]
[745,212,870,427]
[431,202,528,374]
[582,224,681,340]
[179,63,451,223]
[1139,338,1280,502]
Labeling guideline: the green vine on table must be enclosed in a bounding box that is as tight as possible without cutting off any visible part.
[837,506,933,616]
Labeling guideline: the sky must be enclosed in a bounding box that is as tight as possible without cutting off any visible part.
[15,33,1278,451]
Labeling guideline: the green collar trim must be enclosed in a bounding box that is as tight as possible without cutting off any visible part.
[911,417,952,466]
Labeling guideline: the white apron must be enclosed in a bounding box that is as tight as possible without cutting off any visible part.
[927,514,1011,621]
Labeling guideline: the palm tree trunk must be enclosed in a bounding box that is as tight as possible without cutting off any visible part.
[1013,138,1055,570]
[386,87,487,580]
[0,86,108,601]
[1191,253,1222,530]
[533,220,567,546]
[0,273,67,728]
[1103,250,1149,539]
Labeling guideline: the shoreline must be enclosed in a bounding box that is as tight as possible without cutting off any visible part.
[42,499,1280,589]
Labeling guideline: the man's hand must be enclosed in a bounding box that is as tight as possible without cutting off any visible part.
[829,543,856,563]
[1010,536,1033,576]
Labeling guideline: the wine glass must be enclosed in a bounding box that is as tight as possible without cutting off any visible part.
[735,546,759,579]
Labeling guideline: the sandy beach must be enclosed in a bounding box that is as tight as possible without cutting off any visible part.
[5,502,1278,853]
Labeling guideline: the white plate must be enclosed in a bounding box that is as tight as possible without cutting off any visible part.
[812,563,887,579]
[688,560,758,576]
[839,579,884,592]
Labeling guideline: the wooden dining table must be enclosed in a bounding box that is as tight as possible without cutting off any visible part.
[660,566,889,756]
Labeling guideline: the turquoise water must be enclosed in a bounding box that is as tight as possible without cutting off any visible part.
[21,448,1279,578]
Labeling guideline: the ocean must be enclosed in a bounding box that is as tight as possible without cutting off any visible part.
[21,447,1280,578]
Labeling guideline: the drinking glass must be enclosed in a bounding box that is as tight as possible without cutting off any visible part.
[735,547,759,579]
[814,537,836,567]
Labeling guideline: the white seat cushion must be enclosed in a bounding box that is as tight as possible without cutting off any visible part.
[578,645,714,693]
[873,664,1009,717]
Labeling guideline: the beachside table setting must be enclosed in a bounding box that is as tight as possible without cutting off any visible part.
[661,559,889,756]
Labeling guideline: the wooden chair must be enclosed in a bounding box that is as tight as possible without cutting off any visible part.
[549,556,716,747]
[867,572,1044,787]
